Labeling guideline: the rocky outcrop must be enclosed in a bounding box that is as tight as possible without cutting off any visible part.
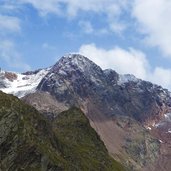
[23,91,68,119]
[4,72,18,81]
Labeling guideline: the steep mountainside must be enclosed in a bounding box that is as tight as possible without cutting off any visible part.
[33,54,170,170]
[37,54,171,124]
[1,54,171,170]
[0,91,125,171]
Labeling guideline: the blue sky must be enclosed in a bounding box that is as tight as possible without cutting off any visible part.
[1,0,171,89]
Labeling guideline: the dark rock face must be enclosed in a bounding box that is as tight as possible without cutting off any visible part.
[38,54,107,105]
[0,72,7,88]
[38,54,171,124]
[104,69,119,85]
[0,71,18,88]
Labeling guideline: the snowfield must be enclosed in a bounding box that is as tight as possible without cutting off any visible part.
[0,68,50,98]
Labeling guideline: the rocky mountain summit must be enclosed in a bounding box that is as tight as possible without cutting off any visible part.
[1,54,171,170]
[37,54,171,124]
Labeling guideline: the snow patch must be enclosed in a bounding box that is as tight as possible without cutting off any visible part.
[159,139,163,143]
[0,68,50,98]
[155,122,165,128]
[118,74,139,85]
[164,113,171,122]
[147,126,152,130]
[155,113,171,128]
[168,128,171,133]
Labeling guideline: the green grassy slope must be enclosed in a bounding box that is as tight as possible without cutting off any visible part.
[0,91,125,171]
[52,107,125,171]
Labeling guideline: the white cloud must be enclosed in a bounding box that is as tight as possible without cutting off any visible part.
[17,0,129,33]
[109,21,126,34]
[79,43,148,79]
[79,21,94,34]
[65,0,123,17]
[79,43,171,90]
[0,1,21,16]
[19,0,62,16]
[0,15,21,32]
[149,68,171,89]
[132,0,171,56]
[78,20,110,35]
[4,0,171,49]
[0,40,31,71]
[42,43,56,50]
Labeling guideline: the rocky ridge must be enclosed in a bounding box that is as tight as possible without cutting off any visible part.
[0,91,124,171]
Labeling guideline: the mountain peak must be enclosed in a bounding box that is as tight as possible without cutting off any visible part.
[51,53,103,76]
[63,53,86,59]
[63,53,89,60]
[56,53,91,66]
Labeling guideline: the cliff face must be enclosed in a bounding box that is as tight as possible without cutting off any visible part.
[0,91,124,171]
[37,54,171,124]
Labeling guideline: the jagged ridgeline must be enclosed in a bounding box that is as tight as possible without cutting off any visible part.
[0,91,125,171]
